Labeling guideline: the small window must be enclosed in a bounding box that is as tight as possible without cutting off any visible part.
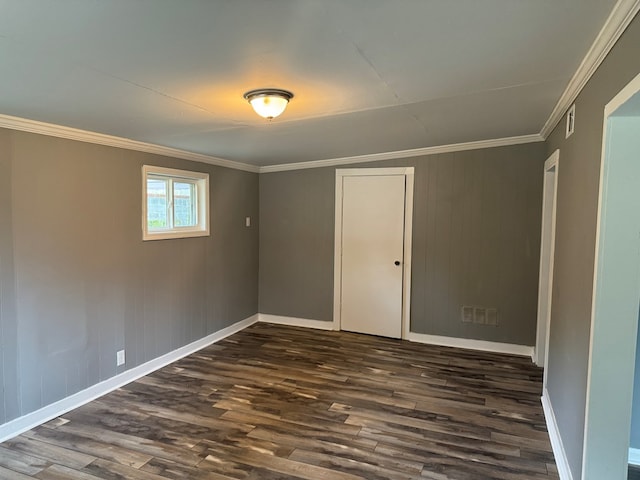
[142,165,209,241]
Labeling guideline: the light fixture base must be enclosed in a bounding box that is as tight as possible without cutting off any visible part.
[243,88,294,119]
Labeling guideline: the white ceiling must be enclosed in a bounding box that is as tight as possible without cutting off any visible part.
[0,1,619,166]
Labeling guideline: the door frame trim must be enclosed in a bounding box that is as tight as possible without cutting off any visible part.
[535,149,559,374]
[333,167,415,337]
[580,71,640,479]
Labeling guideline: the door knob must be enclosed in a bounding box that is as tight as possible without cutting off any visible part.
[394,261,401,266]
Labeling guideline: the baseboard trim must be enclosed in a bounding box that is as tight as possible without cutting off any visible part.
[258,316,533,356]
[542,390,574,480]
[258,313,335,330]
[629,448,640,466]
[405,331,534,358]
[0,314,259,443]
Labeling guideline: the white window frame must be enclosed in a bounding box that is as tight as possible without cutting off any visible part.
[142,165,209,241]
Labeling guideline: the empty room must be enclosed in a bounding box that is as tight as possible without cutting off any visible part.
[1,1,640,479]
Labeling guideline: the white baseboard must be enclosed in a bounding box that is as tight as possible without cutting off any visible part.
[542,390,574,480]
[629,448,640,466]
[258,313,335,330]
[0,314,259,443]
[405,331,534,358]
[259,315,533,358]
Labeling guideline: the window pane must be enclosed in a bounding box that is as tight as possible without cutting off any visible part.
[147,178,169,229]
[143,166,209,241]
[174,181,196,227]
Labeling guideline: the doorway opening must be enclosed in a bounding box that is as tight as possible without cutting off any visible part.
[581,72,640,479]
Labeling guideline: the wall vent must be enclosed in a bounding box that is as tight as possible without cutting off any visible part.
[566,104,576,138]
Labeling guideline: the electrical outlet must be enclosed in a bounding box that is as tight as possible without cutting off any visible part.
[116,350,125,366]
[473,307,486,325]
[461,306,474,324]
[486,308,498,326]
[245,216,251,227]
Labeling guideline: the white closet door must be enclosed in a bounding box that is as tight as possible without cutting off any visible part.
[340,174,406,338]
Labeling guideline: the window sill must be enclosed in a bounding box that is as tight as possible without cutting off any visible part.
[143,229,210,241]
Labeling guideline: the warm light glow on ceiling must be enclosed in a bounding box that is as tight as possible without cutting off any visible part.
[243,89,293,119]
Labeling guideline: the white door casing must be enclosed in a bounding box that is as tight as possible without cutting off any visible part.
[333,167,414,338]
[536,150,559,374]
[580,72,640,480]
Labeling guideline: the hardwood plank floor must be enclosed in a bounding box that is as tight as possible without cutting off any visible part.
[0,323,558,479]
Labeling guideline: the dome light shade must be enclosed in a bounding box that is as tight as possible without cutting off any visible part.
[243,89,293,119]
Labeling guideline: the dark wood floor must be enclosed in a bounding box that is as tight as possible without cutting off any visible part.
[0,323,558,479]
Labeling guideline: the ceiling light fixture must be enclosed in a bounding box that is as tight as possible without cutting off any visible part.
[243,88,294,120]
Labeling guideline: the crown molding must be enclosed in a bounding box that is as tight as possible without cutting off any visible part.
[1,1,636,173]
[0,113,259,173]
[540,0,640,139]
[259,134,543,173]
[0,112,542,174]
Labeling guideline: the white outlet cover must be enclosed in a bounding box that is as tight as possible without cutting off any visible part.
[116,350,125,366]
[462,306,474,323]
[245,216,251,227]
[486,308,498,326]
[474,307,486,325]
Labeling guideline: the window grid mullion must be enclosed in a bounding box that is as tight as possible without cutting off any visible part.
[168,178,175,229]
[192,182,198,225]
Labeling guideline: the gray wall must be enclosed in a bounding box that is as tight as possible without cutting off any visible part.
[0,129,19,425]
[631,308,640,450]
[260,143,545,345]
[0,130,259,425]
[544,13,640,479]
[259,168,336,321]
